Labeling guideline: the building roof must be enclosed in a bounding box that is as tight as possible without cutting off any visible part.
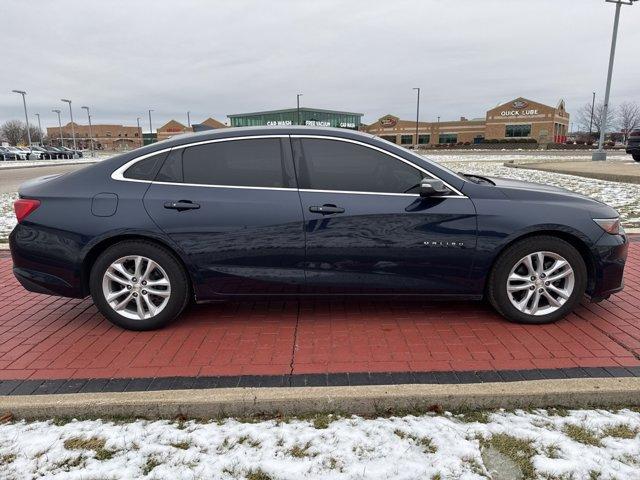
[157,119,188,131]
[200,117,226,128]
[228,107,363,118]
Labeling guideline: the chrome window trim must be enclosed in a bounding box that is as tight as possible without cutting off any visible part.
[291,134,466,197]
[110,133,467,198]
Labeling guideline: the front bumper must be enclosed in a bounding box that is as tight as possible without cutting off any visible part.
[589,231,628,300]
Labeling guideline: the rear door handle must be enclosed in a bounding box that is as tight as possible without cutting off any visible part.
[309,204,345,215]
[164,200,200,211]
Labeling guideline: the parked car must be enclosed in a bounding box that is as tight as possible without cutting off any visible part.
[0,146,19,160]
[5,146,27,160]
[29,146,53,159]
[626,130,640,162]
[9,127,628,330]
[48,147,68,159]
[59,146,82,158]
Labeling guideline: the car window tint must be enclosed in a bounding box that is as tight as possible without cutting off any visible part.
[298,139,424,193]
[123,152,167,180]
[156,149,183,183]
[182,139,287,188]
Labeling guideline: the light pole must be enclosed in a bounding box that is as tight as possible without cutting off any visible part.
[296,94,303,126]
[12,90,32,146]
[187,111,191,128]
[148,109,154,142]
[52,109,63,147]
[35,113,43,145]
[413,87,420,147]
[593,0,636,161]
[82,106,94,157]
[588,91,596,137]
[61,99,77,152]
[136,117,142,146]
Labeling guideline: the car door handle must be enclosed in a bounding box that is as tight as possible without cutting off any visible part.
[164,200,200,211]
[309,204,345,215]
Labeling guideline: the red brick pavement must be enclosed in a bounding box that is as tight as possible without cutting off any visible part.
[1,241,639,381]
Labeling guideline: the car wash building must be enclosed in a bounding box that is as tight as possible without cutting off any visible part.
[228,107,363,130]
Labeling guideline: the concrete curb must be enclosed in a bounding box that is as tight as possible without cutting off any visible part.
[0,160,100,171]
[3,378,640,420]
[505,162,640,185]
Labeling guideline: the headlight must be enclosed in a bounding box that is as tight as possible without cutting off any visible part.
[593,217,621,235]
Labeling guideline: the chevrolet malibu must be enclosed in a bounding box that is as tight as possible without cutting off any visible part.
[9,127,628,330]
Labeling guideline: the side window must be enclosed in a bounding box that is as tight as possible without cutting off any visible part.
[181,138,289,188]
[156,149,183,183]
[297,139,424,194]
[123,152,167,180]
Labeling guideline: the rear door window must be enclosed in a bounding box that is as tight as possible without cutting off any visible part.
[123,152,167,180]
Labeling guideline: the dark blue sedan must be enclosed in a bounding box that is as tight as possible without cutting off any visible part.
[9,127,628,330]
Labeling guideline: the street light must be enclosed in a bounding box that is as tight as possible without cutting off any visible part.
[296,94,303,126]
[136,117,142,146]
[81,106,94,157]
[413,87,420,147]
[12,90,32,146]
[187,111,191,128]
[52,109,63,147]
[593,0,637,161]
[148,109,154,142]
[589,91,596,136]
[34,113,43,145]
[61,99,77,152]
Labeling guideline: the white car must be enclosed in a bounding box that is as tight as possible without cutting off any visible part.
[6,146,27,160]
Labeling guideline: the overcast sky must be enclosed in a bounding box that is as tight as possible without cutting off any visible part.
[1,0,639,132]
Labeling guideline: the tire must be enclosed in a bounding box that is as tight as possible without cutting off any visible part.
[633,153,640,162]
[89,240,190,330]
[487,236,587,324]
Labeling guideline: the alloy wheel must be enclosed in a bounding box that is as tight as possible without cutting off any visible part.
[101,255,171,320]
[506,251,575,316]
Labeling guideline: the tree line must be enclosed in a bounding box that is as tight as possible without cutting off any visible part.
[0,120,46,146]
[574,101,640,141]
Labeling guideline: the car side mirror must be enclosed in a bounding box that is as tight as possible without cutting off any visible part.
[419,178,450,197]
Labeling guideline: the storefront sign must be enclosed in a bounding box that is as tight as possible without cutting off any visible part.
[305,120,331,127]
[339,122,356,128]
[500,100,538,117]
[266,120,292,126]
[380,117,397,127]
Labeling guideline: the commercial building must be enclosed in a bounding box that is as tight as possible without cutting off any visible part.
[156,117,226,142]
[228,107,363,130]
[365,97,569,146]
[46,122,142,150]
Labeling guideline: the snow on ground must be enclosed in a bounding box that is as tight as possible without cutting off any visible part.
[1,408,639,479]
[0,153,112,169]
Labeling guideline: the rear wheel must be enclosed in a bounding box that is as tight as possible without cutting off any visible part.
[90,240,190,330]
[633,153,640,162]
[487,236,587,324]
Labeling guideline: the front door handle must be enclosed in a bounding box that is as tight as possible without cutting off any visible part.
[309,204,345,215]
[164,200,200,211]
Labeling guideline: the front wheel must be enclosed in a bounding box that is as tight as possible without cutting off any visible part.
[633,153,640,162]
[487,236,587,324]
[90,240,190,330]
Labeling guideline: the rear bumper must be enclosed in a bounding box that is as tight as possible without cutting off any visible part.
[589,232,628,299]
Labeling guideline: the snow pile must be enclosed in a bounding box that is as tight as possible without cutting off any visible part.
[1,408,639,479]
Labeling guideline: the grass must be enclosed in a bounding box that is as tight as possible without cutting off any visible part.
[288,441,314,458]
[170,440,192,450]
[63,436,116,460]
[393,429,436,453]
[246,469,272,480]
[143,456,161,476]
[482,433,537,479]
[542,443,561,459]
[312,414,332,429]
[237,435,261,448]
[54,455,84,471]
[456,409,490,424]
[562,424,602,447]
[1,453,16,465]
[601,424,638,439]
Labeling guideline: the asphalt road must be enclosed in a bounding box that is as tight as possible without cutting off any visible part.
[0,164,91,194]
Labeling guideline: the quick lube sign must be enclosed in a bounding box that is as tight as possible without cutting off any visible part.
[500,100,538,117]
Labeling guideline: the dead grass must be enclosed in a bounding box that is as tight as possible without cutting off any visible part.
[246,469,272,480]
[288,441,314,458]
[563,424,602,447]
[482,433,536,479]
[142,456,161,476]
[601,424,638,439]
[1,453,16,465]
[170,440,192,450]
[63,436,116,461]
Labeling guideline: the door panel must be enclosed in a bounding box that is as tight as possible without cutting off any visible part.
[143,137,305,298]
[293,137,477,294]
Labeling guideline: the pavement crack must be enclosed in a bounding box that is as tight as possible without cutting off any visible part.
[288,300,301,387]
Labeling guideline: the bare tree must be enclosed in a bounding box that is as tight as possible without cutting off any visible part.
[24,125,44,145]
[575,102,616,137]
[0,120,25,145]
[617,101,640,142]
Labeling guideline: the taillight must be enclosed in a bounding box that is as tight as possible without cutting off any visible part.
[14,198,41,223]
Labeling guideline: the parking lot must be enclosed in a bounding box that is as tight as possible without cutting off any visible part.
[0,237,638,394]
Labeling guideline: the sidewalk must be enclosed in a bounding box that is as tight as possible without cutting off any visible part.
[507,159,640,184]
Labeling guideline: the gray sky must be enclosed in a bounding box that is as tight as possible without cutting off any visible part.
[1,0,639,132]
